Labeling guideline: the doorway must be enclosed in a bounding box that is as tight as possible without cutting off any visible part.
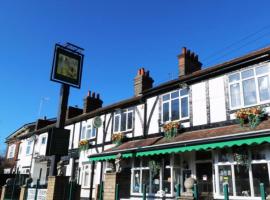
[196,162,213,200]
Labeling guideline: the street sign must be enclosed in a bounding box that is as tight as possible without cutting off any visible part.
[51,44,83,88]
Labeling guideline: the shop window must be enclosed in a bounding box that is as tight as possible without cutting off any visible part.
[131,157,172,195]
[114,108,133,132]
[252,164,269,196]
[228,64,270,109]
[218,165,233,195]
[162,88,189,123]
[234,165,250,196]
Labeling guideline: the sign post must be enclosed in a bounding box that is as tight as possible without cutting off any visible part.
[51,43,84,128]
[50,43,84,175]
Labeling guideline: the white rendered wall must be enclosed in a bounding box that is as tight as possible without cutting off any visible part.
[147,96,159,135]
[17,138,34,174]
[192,82,207,126]
[134,104,144,137]
[209,76,227,123]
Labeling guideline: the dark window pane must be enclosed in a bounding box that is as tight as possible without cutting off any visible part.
[121,112,127,131]
[252,164,269,196]
[163,102,169,122]
[142,170,150,193]
[114,115,120,132]
[234,165,250,196]
[243,78,257,106]
[127,112,133,130]
[152,169,160,193]
[171,99,179,121]
[180,88,188,96]
[181,97,189,118]
[163,168,171,193]
[163,94,170,101]
[171,91,179,99]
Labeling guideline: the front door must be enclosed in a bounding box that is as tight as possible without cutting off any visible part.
[196,162,213,200]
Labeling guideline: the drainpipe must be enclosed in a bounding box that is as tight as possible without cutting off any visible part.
[89,161,95,199]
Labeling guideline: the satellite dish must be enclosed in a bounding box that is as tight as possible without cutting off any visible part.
[93,116,102,128]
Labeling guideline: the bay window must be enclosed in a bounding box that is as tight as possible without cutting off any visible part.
[228,63,270,109]
[114,108,133,132]
[162,88,189,123]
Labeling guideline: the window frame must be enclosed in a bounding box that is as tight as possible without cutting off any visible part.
[214,146,270,198]
[80,122,97,141]
[26,141,32,155]
[130,156,174,197]
[228,63,270,110]
[7,144,16,159]
[161,88,189,123]
[113,108,134,133]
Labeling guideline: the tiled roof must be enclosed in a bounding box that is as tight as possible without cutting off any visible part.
[101,118,270,155]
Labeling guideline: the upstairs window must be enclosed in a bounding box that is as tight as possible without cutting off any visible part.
[228,64,270,109]
[114,108,133,132]
[81,123,96,140]
[41,136,46,145]
[162,88,189,123]
[7,144,15,158]
[26,141,32,155]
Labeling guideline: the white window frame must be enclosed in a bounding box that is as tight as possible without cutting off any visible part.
[113,108,134,133]
[214,146,270,199]
[82,164,91,188]
[26,141,32,155]
[161,88,189,123]
[7,144,16,158]
[228,63,270,110]
[80,123,96,140]
[130,156,174,197]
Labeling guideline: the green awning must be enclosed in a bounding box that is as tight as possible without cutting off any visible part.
[136,136,270,157]
[89,153,133,161]
[89,136,270,161]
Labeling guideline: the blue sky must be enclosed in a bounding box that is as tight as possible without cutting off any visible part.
[1,0,270,153]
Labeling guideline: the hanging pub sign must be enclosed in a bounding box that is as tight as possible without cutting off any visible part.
[51,43,84,88]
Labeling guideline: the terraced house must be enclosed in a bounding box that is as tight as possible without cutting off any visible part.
[4,46,270,200]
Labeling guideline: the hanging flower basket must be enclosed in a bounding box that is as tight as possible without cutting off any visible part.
[163,121,180,140]
[233,149,249,172]
[112,132,125,146]
[235,106,266,128]
[149,160,161,176]
[78,140,89,151]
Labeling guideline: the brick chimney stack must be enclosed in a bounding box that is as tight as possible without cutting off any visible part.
[178,47,202,77]
[83,91,103,113]
[134,68,154,96]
